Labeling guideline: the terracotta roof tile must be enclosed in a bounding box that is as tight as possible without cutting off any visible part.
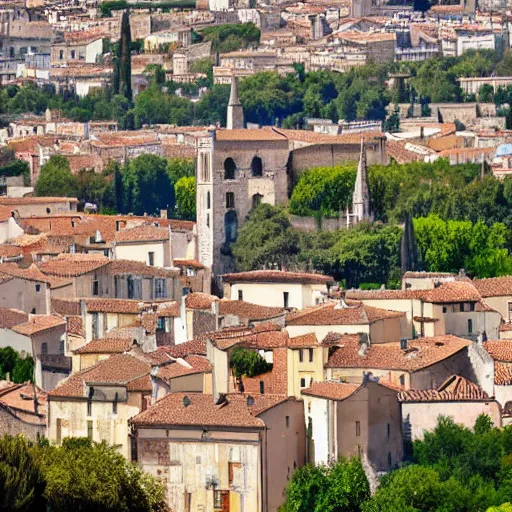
[0,308,28,329]
[73,338,132,354]
[321,332,359,346]
[275,128,383,145]
[474,277,512,298]
[219,300,285,322]
[211,325,288,351]
[130,392,292,428]
[158,339,207,359]
[0,197,78,205]
[484,340,512,362]
[0,263,52,284]
[0,382,46,425]
[222,270,334,285]
[494,362,512,385]
[288,332,318,348]
[51,298,80,316]
[157,355,212,381]
[215,127,287,142]
[12,315,65,336]
[326,335,471,372]
[115,224,169,243]
[66,315,84,336]
[156,301,180,318]
[85,298,141,314]
[108,260,178,278]
[421,282,481,303]
[286,301,404,326]
[126,374,152,392]
[302,381,360,400]
[185,292,218,310]
[38,253,109,277]
[399,375,489,402]
[173,259,204,269]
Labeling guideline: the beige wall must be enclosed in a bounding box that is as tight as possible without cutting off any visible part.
[115,240,170,268]
[401,400,502,440]
[286,346,326,398]
[482,295,512,321]
[0,278,50,314]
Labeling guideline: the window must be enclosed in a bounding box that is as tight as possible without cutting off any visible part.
[56,418,62,445]
[35,284,40,292]
[41,342,48,355]
[224,158,236,180]
[157,317,165,332]
[299,349,303,363]
[113,392,118,415]
[259,381,264,394]
[206,213,210,228]
[300,377,306,388]
[59,340,65,355]
[283,291,289,308]
[207,191,211,209]
[468,319,473,334]
[442,306,447,313]
[238,290,243,301]
[229,462,241,486]
[59,49,63,60]
[459,303,465,312]
[469,302,475,312]
[130,436,138,462]
[148,252,155,266]
[356,421,361,437]
[70,49,75,59]
[127,276,135,299]
[31,308,36,314]
[285,416,290,428]
[399,374,405,386]
[155,278,166,299]
[92,276,99,296]
[200,152,210,182]
[87,399,92,416]
[114,276,119,298]
[92,312,99,339]
[224,210,238,244]
[251,156,263,177]
[387,423,391,440]
[309,348,314,362]
[214,491,222,509]
[252,193,263,209]
[87,420,93,439]
[226,192,235,208]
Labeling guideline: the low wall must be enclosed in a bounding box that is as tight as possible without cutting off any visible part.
[289,214,346,232]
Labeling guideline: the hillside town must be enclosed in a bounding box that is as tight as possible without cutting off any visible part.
[5,0,512,509]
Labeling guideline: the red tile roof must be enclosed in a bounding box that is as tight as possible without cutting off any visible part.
[157,355,212,381]
[0,382,46,426]
[474,277,512,298]
[38,254,109,277]
[173,259,204,269]
[398,375,489,402]
[85,298,141,314]
[494,362,512,385]
[108,260,178,278]
[302,381,360,400]
[286,301,404,326]
[115,225,169,243]
[484,340,512,362]
[66,315,84,336]
[288,332,318,348]
[223,270,334,285]
[12,315,65,336]
[326,335,471,372]
[0,263,53,284]
[73,337,132,354]
[185,292,218,310]
[215,127,287,142]
[219,300,285,322]
[130,393,292,428]
[158,339,207,358]
[0,308,28,329]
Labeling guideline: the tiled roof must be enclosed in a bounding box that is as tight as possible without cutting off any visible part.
[49,353,150,398]
[494,362,512,385]
[403,271,455,279]
[73,338,132,354]
[0,307,28,329]
[275,128,383,145]
[185,292,218,310]
[286,301,404,326]
[326,335,471,372]
[85,298,141,314]
[12,315,65,336]
[219,300,285,322]
[156,301,180,317]
[51,298,80,316]
[302,381,360,401]
[126,374,152,392]
[38,254,109,277]
[173,259,205,269]
[0,197,78,205]
[0,263,53,284]
[0,382,46,425]
[398,375,489,402]
[0,245,23,258]
[215,127,287,142]
[484,340,512,362]
[108,260,178,278]
[421,282,481,303]
[211,325,288,351]
[130,393,292,428]
[474,276,512,298]
[288,332,318,348]
[115,225,169,243]
[157,355,212,381]
[321,332,359,346]
[158,339,207,358]
[222,270,334,285]
[66,315,84,336]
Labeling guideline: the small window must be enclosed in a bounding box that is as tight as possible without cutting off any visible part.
[299,349,303,363]
[356,421,361,437]
[157,317,165,331]
[31,308,36,314]
[127,276,135,299]
[207,191,211,209]
[300,377,306,388]
[442,306,447,313]
[59,340,64,355]
[148,252,155,266]
[87,400,92,416]
[468,319,473,334]
[70,49,75,59]
[238,290,243,301]
[252,193,263,209]
[469,302,475,312]
[259,381,264,394]
[92,312,99,339]
[224,158,236,180]
[92,277,99,296]
[35,284,41,292]
[87,420,93,439]
[59,49,63,60]
[226,192,235,209]
[41,342,48,355]
[113,392,118,414]
[251,156,263,177]
[308,348,314,363]
[285,416,290,428]
[213,491,223,509]
[283,291,289,308]
[206,213,210,228]
[387,423,391,440]
[459,303,465,312]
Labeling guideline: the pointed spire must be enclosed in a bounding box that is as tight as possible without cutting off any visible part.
[227,76,244,130]
[351,139,373,224]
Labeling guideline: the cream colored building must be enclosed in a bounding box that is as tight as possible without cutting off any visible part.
[223,270,334,310]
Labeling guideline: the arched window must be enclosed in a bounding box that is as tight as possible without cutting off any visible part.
[252,193,263,209]
[225,210,238,244]
[201,153,210,182]
[251,156,263,177]
[224,158,236,180]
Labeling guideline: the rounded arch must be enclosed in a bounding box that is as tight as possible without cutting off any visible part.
[252,193,263,209]
[251,156,263,177]
[224,158,236,180]
[224,210,238,244]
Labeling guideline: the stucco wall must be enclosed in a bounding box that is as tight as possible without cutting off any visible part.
[0,407,45,440]
[0,278,49,314]
[115,240,169,268]
[481,295,512,321]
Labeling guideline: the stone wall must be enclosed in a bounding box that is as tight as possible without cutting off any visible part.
[289,214,347,232]
[0,407,44,440]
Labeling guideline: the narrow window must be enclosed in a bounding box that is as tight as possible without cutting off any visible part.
[87,420,93,439]
[252,193,263,209]
[59,49,63,60]
[92,276,99,296]
[442,306,447,313]
[300,377,306,388]
[238,290,243,301]
[299,349,303,363]
[251,156,263,176]
[87,399,92,416]
[356,421,361,437]
[259,381,264,394]
[127,276,134,299]
[113,392,118,414]
[41,342,48,355]
[399,374,405,386]
[387,452,392,469]
[226,192,235,208]
[459,303,465,312]
[35,284,40,292]
[70,49,75,59]
[469,302,475,312]
[468,319,473,334]
[224,158,236,180]
[56,418,62,444]
[283,291,289,308]
[387,423,391,440]
[224,211,238,244]
[148,252,155,266]
[285,416,290,428]
[92,313,99,339]
[59,340,64,355]
[206,191,211,209]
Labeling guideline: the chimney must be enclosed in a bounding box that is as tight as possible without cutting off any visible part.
[400,338,408,350]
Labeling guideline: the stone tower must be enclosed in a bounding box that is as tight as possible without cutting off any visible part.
[351,139,373,225]
[226,77,244,130]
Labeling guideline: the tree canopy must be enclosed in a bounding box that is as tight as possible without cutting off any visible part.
[35,156,79,198]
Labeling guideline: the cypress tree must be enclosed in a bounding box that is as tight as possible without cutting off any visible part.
[112,54,120,96]
[119,10,132,101]
[401,213,420,275]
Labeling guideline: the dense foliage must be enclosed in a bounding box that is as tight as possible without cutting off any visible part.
[229,347,273,379]
[175,176,196,220]
[0,435,168,511]
[196,23,260,54]
[0,347,34,383]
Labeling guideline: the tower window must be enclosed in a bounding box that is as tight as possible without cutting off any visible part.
[252,193,263,209]
[206,191,210,209]
[224,210,238,244]
[226,192,235,208]
[224,158,236,180]
[251,156,263,177]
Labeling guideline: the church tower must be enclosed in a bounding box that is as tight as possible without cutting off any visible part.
[351,139,373,224]
[226,77,244,130]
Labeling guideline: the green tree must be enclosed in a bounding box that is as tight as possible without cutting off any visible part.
[35,156,79,198]
[488,505,512,512]
[123,154,174,215]
[197,23,260,54]
[175,176,196,220]
[118,10,133,101]
[195,84,230,126]
[12,357,34,383]
[167,157,195,183]
[0,347,20,380]
[279,464,327,512]
[229,347,273,379]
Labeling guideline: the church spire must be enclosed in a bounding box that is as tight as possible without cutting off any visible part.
[351,139,373,224]
[227,76,244,130]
